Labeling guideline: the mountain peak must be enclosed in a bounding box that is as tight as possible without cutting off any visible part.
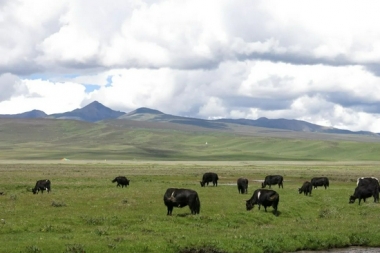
[83,100,103,109]
[49,101,125,122]
[127,107,164,115]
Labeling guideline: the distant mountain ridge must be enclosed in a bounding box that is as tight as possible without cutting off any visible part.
[215,117,363,134]
[0,110,47,119]
[0,101,377,135]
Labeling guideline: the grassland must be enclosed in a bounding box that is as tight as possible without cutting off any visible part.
[2,118,380,252]
[1,161,380,253]
[1,118,380,161]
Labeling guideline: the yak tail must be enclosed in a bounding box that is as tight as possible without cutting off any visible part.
[195,195,201,214]
[326,178,330,187]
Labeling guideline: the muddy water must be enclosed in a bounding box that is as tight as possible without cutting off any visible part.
[294,247,380,253]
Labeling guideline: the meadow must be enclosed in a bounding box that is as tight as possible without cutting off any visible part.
[2,118,380,161]
[1,161,380,253]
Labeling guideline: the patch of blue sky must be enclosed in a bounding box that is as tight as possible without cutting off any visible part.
[23,73,50,80]
[105,75,113,87]
[84,84,101,93]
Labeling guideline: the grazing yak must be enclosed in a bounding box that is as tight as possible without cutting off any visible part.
[163,188,200,215]
[262,175,283,189]
[298,181,312,196]
[349,185,379,205]
[237,178,249,194]
[112,176,130,188]
[311,177,329,189]
[350,177,380,205]
[246,189,279,216]
[32,179,51,194]
[200,172,219,187]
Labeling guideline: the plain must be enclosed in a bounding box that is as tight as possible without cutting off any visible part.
[1,118,380,161]
[1,161,380,253]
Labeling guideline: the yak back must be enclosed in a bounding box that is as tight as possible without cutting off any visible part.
[357,177,379,187]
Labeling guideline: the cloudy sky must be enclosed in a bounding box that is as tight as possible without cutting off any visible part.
[1,0,380,132]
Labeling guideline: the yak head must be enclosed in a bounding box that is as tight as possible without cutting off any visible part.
[200,181,205,187]
[246,200,254,211]
[349,195,356,204]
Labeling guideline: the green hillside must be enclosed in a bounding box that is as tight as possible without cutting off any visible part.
[1,118,380,160]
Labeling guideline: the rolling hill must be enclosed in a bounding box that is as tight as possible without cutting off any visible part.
[1,115,380,161]
[0,100,379,157]
[0,109,47,119]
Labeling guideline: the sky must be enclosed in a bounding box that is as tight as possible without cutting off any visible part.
[1,0,380,132]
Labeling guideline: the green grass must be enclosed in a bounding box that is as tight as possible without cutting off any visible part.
[1,161,380,253]
[2,119,380,161]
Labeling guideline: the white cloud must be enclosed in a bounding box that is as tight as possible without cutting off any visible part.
[2,0,380,132]
[198,97,226,119]
[0,73,27,102]
[0,79,85,114]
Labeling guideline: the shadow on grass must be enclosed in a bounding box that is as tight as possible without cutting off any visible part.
[175,213,194,217]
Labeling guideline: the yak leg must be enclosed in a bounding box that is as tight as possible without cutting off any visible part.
[167,206,173,215]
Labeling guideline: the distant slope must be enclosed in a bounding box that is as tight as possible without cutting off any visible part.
[0,110,47,119]
[48,101,125,122]
[1,118,380,160]
[120,107,228,129]
[216,118,377,135]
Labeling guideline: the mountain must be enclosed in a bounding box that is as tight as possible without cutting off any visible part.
[215,117,354,134]
[123,108,377,135]
[216,117,377,135]
[48,101,125,122]
[0,110,47,119]
[119,107,166,121]
[0,101,378,136]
